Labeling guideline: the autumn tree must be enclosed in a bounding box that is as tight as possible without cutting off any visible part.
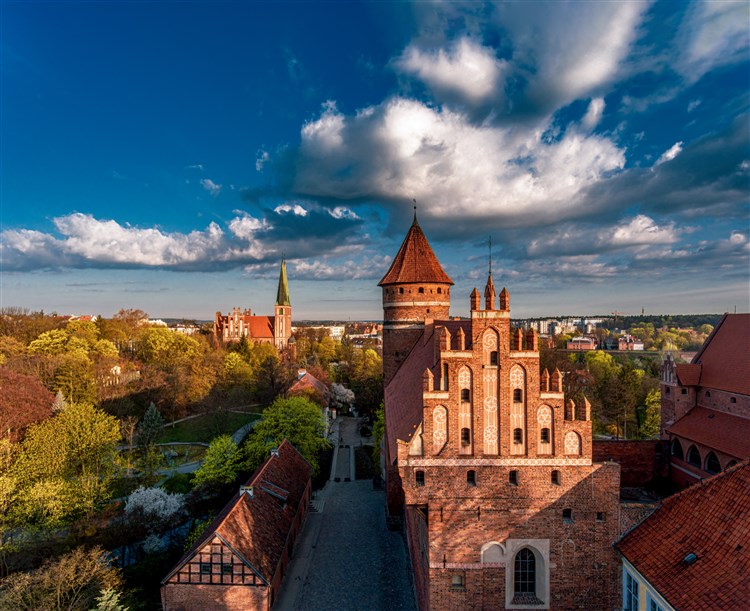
[0,369,54,442]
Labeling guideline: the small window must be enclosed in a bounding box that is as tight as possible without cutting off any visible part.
[563,508,573,523]
[442,363,449,391]
[467,470,476,486]
[451,574,465,590]
[399,287,404,294]
[490,351,498,365]
[415,470,425,486]
[513,388,523,403]
[200,562,211,575]
[597,512,606,522]
[461,388,470,402]
[731,397,737,403]
[513,428,523,444]
[540,428,550,444]
[704,452,721,475]
[671,438,684,460]
[437,287,442,294]
[221,563,233,575]
[419,287,424,294]
[461,427,471,446]
[665,387,670,394]
[681,388,687,395]
[509,470,519,486]
[705,391,711,398]
[687,445,701,467]
[551,470,560,485]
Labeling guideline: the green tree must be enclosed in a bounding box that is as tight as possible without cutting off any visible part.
[53,353,97,404]
[243,396,330,475]
[27,329,70,356]
[193,435,241,488]
[136,402,164,448]
[372,403,384,473]
[638,389,661,439]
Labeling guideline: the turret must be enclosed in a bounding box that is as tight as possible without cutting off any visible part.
[470,288,481,311]
[499,287,510,311]
[484,274,496,310]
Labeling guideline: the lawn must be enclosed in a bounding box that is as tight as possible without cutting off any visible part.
[158,411,261,444]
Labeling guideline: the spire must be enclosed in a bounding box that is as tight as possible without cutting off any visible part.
[276,258,291,306]
[484,271,496,310]
[412,198,419,227]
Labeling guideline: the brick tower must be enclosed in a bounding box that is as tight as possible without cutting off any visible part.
[273,258,292,350]
[378,212,453,386]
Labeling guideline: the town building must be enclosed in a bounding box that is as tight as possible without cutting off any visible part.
[618,335,644,351]
[161,440,312,611]
[213,260,293,350]
[617,461,749,611]
[566,336,598,351]
[379,215,622,610]
[660,313,749,490]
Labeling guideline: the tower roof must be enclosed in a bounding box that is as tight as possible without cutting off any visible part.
[276,259,291,306]
[378,215,453,286]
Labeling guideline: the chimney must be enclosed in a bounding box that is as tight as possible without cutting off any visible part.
[239,485,254,498]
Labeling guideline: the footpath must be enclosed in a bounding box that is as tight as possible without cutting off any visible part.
[273,417,416,611]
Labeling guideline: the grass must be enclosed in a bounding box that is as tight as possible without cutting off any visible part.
[158,411,261,444]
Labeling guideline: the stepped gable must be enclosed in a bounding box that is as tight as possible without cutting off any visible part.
[378,215,453,286]
[617,462,750,610]
[692,313,750,395]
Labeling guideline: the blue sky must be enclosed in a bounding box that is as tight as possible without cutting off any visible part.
[2,1,748,320]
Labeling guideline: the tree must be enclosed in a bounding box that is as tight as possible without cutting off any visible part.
[330,383,355,411]
[372,403,384,473]
[252,352,297,404]
[124,486,184,523]
[136,403,163,448]
[0,369,54,442]
[638,389,661,439]
[192,435,241,488]
[243,396,330,475]
[0,546,124,611]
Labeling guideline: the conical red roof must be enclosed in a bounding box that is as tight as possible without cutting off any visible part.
[378,216,453,286]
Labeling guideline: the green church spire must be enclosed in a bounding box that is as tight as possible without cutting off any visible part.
[276,258,291,306]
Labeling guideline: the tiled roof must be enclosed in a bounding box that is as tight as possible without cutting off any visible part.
[384,320,470,460]
[289,371,330,400]
[617,462,750,611]
[248,315,275,339]
[668,406,750,460]
[675,363,701,386]
[163,439,312,584]
[692,314,750,396]
[378,216,453,286]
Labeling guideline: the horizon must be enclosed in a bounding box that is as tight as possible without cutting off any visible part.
[2,2,748,319]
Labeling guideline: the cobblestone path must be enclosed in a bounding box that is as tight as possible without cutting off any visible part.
[274,418,416,611]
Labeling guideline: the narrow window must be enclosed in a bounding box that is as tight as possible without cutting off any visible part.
[418,287,424,294]
[415,470,425,486]
[704,452,721,475]
[442,363,449,391]
[551,470,560,485]
[681,388,687,395]
[671,438,684,460]
[490,351,498,365]
[509,470,519,486]
[461,427,471,446]
[399,287,404,294]
[597,512,606,522]
[513,428,523,444]
[687,445,701,467]
[540,428,551,444]
[563,508,573,523]
[513,388,523,403]
[665,387,670,394]
[200,562,211,575]
[461,388,470,402]
[437,287,442,294]
[514,548,536,596]
[451,574,465,590]
[705,391,711,398]
[467,470,476,486]
[625,572,639,611]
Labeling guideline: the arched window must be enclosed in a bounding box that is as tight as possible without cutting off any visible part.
[461,427,471,446]
[419,287,424,294]
[461,388,470,402]
[513,428,523,444]
[415,470,425,486]
[671,438,684,460]
[687,445,701,467]
[514,548,536,595]
[704,452,721,474]
[513,388,523,403]
[509,470,519,486]
[551,470,560,485]
[467,470,476,486]
[540,428,550,444]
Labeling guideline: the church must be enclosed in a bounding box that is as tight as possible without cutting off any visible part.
[379,214,622,610]
[213,259,293,351]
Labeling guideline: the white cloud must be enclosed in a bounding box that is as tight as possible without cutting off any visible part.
[186,164,204,171]
[200,178,222,196]
[291,255,391,280]
[610,215,678,246]
[396,37,506,106]
[329,207,359,220]
[687,99,702,112]
[656,141,683,166]
[582,98,606,130]
[274,203,308,216]
[255,149,270,172]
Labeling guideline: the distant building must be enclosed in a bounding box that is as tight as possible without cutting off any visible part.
[161,440,312,611]
[617,462,750,611]
[618,335,644,351]
[661,314,749,490]
[213,260,293,350]
[566,336,597,350]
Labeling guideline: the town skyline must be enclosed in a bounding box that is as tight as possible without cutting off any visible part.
[2,2,749,320]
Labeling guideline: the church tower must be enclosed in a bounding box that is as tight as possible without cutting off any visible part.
[274,258,292,350]
[379,212,453,385]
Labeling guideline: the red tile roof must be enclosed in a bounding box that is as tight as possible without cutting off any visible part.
[692,314,750,396]
[247,315,275,339]
[163,439,312,584]
[675,363,701,387]
[617,462,750,611]
[378,217,453,286]
[668,406,750,460]
[384,320,470,460]
[289,370,330,401]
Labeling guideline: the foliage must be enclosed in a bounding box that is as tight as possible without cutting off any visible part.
[638,389,661,439]
[192,435,241,488]
[252,351,297,404]
[372,403,384,471]
[136,403,163,448]
[330,383,355,410]
[183,517,212,552]
[243,396,330,476]
[161,472,194,495]
[0,546,124,611]
[0,369,54,442]
[92,588,128,611]
[124,486,185,522]
[136,445,164,482]
[157,412,259,444]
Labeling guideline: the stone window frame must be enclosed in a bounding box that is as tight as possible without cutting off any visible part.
[504,539,550,609]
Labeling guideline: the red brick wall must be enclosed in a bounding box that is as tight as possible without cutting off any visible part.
[162,583,268,611]
[592,439,669,487]
[404,506,430,610]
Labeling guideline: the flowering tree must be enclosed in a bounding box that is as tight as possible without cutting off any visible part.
[330,383,355,411]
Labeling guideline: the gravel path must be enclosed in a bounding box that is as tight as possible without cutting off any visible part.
[274,418,416,611]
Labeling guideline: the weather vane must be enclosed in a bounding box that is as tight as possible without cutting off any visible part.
[488,236,492,276]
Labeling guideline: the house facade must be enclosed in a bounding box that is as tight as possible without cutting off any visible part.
[380,216,622,610]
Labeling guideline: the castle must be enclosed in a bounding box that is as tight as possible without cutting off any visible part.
[380,214,622,610]
[213,259,293,350]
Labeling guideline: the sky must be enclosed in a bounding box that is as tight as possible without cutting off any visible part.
[1,1,748,321]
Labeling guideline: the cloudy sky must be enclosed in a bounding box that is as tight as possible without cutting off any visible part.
[2,1,748,320]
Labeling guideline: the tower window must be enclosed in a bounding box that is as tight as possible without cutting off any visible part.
[540,428,550,444]
[451,574,465,590]
[551,470,560,485]
[461,427,471,446]
[437,287,442,294]
[596,512,606,522]
[705,391,711,398]
[467,470,476,486]
[731,397,737,403]
[509,470,519,486]
[399,287,404,294]
[513,428,523,444]
[415,470,425,486]
[563,508,573,523]
[513,389,523,403]
[490,351,498,365]
[419,287,424,294]
[461,388,470,402]
[681,388,687,395]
